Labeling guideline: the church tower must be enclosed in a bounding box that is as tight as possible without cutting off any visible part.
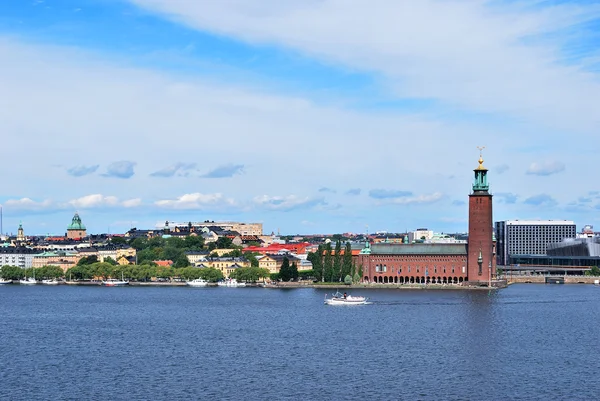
[467,148,496,285]
[66,212,87,240]
[17,221,25,242]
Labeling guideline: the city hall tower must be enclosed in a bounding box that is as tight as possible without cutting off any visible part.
[467,148,496,284]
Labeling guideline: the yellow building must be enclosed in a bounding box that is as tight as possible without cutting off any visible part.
[258,255,278,274]
[198,257,250,278]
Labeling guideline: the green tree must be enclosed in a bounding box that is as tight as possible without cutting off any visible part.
[585,266,600,276]
[38,265,64,279]
[323,242,333,282]
[216,236,233,249]
[344,274,353,285]
[244,252,260,268]
[279,257,291,282]
[307,245,323,282]
[333,240,342,281]
[290,262,299,281]
[77,255,98,265]
[184,235,205,251]
[342,241,353,280]
[103,256,118,266]
[0,265,24,280]
[199,267,224,282]
[109,236,127,246]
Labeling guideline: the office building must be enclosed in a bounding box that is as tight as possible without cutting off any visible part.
[495,220,576,265]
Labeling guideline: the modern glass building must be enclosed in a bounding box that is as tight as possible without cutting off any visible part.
[495,220,576,265]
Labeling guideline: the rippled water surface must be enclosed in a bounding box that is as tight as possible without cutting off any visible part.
[1,284,599,400]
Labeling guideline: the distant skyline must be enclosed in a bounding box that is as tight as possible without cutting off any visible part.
[1,1,600,235]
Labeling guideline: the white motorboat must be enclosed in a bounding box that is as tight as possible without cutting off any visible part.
[41,279,60,285]
[186,278,208,287]
[217,278,246,287]
[324,291,368,305]
[0,278,12,285]
[19,277,37,285]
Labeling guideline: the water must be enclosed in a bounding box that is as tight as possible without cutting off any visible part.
[1,284,599,400]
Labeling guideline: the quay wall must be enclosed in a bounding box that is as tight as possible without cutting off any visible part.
[507,276,599,284]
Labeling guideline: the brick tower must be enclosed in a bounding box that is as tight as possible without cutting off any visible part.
[467,148,496,285]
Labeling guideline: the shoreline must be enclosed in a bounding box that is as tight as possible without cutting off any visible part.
[3,279,598,288]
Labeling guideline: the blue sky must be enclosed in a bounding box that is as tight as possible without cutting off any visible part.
[1,0,600,236]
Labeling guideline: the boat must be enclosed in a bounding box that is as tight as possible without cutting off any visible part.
[186,278,208,287]
[0,278,12,285]
[41,279,60,285]
[324,291,368,305]
[19,277,37,285]
[101,272,129,287]
[217,278,246,287]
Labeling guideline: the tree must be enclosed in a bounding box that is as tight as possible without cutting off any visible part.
[342,241,353,280]
[38,265,64,279]
[585,266,600,276]
[109,236,127,245]
[244,252,260,268]
[216,236,233,249]
[290,262,299,281]
[307,246,323,282]
[279,257,291,282]
[323,243,333,282]
[0,265,24,280]
[199,267,223,282]
[333,240,342,281]
[344,275,352,285]
[104,256,118,266]
[77,255,98,266]
[184,235,205,251]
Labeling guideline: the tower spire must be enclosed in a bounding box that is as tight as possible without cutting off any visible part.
[472,146,489,192]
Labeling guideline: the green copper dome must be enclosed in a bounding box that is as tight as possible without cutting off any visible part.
[68,212,86,230]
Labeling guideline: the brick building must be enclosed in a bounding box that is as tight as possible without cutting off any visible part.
[357,152,497,286]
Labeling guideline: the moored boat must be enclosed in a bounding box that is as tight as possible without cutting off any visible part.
[102,272,129,287]
[101,278,129,287]
[0,278,12,285]
[41,279,60,285]
[19,277,37,285]
[217,278,246,287]
[324,291,368,305]
[186,278,208,287]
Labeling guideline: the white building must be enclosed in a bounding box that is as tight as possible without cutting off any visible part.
[408,229,434,243]
[495,220,576,265]
[0,247,41,268]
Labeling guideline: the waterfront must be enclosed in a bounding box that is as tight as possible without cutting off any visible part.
[1,284,599,400]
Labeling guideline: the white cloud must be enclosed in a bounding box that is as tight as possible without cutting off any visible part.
[526,161,565,176]
[122,198,143,208]
[253,195,326,212]
[391,192,445,205]
[155,193,236,210]
[68,194,119,209]
[129,0,600,132]
[2,198,54,211]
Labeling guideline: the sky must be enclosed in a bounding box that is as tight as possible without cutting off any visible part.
[1,0,599,236]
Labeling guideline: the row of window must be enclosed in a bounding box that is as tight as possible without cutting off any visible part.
[374,264,466,274]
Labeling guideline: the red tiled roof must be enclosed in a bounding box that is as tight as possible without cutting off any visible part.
[154,260,173,266]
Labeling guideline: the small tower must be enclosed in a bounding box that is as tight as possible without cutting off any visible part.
[17,221,25,242]
[467,147,496,285]
[67,212,87,240]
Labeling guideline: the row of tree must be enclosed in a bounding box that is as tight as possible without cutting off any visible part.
[307,241,362,283]
[0,265,64,280]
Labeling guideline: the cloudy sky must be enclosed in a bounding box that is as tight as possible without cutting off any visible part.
[1,0,599,236]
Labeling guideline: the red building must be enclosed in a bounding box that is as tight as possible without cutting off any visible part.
[244,243,310,255]
[357,153,497,286]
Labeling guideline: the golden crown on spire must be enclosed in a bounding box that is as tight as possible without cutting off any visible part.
[476,146,486,170]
